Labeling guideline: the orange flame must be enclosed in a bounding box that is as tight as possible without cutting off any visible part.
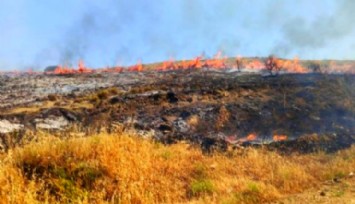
[54,65,75,74]
[77,60,92,73]
[159,57,176,71]
[273,135,288,141]
[192,56,203,69]
[278,57,308,73]
[114,66,124,73]
[3,53,354,76]
[242,57,310,73]
[204,51,227,69]
[246,133,257,141]
[52,60,92,74]
[179,60,190,69]
[128,60,143,72]
[245,59,264,70]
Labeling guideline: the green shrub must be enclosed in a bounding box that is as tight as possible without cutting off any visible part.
[189,179,214,197]
[73,162,103,188]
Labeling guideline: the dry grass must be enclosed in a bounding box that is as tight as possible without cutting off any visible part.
[6,101,56,115]
[6,97,94,115]
[0,132,353,203]
[215,105,230,130]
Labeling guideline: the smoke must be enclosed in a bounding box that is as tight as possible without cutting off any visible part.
[17,0,355,69]
[57,6,119,66]
[59,13,95,64]
[51,0,247,67]
[273,0,355,57]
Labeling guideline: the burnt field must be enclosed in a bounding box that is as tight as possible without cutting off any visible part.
[0,69,354,153]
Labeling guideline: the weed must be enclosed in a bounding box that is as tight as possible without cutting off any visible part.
[51,178,85,202]
[73,162,103,188]
[189,179,214,197]
[334,190,345,197]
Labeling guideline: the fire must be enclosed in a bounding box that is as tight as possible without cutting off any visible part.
[273,135,288,141]
[233,133,258,143]
[128,60,143,72]
[159,57,176,71]
[114,66,124,73]
[54,65,74,74]
[245,59,264,70]
[158,56,206,70]
[77,60,92,73]
[4,52,354,76]
[100,66,123,73]
[179,60,190,69]
[246,133,257,141]
[52,60,92,74]
[204,51,227,69]
[278,57,308,73]
[326,61,355,74]
[242,56,309,73]
[191,56,203,69]
[156,54,205,70]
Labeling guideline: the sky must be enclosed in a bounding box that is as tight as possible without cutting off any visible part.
[0,0,354,71]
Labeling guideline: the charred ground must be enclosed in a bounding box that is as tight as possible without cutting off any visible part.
[0,69,354,153]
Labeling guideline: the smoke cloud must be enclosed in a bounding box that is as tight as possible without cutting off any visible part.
[53,0,247,67]
[272,0,355,57]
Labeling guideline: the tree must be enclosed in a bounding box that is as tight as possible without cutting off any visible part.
[308,61,322,73]
[236,56,244,72]
[264,55,282,75]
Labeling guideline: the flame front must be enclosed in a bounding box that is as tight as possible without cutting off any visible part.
[246,133,257,141]
[159,57,176,71]
[53,60,92,74]
[204,51,227,69]
[4,53,354,76]
[273,135,288,141]
[128,60,143,72]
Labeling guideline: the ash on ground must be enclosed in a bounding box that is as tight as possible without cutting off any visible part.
[0,69,354,153]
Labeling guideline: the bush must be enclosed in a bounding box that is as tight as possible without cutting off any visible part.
[264,55,282,75]
[189,179,214,197]
[308,61,322,73]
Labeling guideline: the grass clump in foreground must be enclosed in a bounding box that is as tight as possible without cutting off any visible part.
[0,133,353,203]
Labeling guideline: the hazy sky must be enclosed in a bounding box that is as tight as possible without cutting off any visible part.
[0,0,354,70]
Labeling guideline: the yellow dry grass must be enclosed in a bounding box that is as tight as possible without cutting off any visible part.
[6,101,56,115]
[0,132,353,203]
[6,99,93,115]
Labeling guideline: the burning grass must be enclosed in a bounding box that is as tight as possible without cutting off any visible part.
[0,132,353,203]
